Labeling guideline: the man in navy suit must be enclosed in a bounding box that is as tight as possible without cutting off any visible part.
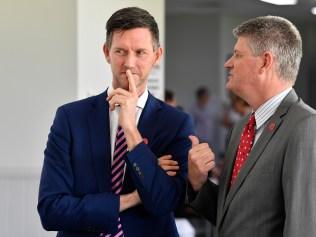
[38,7,194,237]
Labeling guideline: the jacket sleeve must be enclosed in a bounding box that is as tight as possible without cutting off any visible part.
[125,114,194,215]
[283,115,316,237]
[37,106,119,233]
[188,180,218,225]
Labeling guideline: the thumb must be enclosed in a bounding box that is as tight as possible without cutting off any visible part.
[189,135,199,147]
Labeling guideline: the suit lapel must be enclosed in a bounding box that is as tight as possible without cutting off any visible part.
[218,89,298,228]
[88,91,112,192]
[137,93,161,148]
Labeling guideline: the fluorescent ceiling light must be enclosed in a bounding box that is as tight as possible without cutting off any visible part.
[311,7,316,15]
[260,0,297,5]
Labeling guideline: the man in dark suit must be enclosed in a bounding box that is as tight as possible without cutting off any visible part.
[187,16,316,236]
[38,7,193,237]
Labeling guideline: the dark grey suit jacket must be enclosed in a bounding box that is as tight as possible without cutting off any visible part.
[189,90,316,237]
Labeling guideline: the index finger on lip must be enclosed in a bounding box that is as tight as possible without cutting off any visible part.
[126,69,137,94]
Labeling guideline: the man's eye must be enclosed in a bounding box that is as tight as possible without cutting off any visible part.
[234,52,241,58]
[115,49,124,55]
[137,50,147,56]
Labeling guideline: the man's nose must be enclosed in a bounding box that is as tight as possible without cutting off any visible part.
[224,56,233,68]
[124,54,136,69]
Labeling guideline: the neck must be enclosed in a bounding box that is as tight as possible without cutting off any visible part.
[250,84,292,111]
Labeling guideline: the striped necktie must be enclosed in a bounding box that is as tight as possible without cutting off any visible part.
[100,126,126,237]
[111,126,127,195]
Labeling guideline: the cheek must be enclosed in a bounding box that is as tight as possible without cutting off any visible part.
[137,61,151,72]
[110,55,124,66]
[237,62,253,76]
[140,56,156,66]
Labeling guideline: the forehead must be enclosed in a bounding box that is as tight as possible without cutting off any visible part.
[111,28,154,48]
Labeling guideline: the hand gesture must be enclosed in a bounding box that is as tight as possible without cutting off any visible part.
[107,69,138,131]
[188,135,215,191]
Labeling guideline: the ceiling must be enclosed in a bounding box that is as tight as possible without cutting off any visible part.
[167,0,316,21]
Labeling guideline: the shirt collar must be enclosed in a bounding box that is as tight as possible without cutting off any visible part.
[254,87,292,130]
[108,86,148,109]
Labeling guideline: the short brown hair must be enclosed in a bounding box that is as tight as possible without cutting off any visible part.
[105,7,160,50]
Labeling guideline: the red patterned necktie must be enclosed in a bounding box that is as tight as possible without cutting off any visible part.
[100,126,126,237]
[230,113,256,186]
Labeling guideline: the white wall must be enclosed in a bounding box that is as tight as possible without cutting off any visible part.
[0,0,77,168]
[0,0,76,235]
[0,169,56,237]
[77,0,165,99]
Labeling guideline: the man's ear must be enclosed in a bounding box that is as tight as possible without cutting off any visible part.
[260,51,274,73]
[103,44,111,63]
[153,47,163,65]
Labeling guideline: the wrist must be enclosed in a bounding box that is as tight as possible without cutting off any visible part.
[119,191,140,212]
[189,178,204,192]
[123,126,143,151]
[191,183,202,192]
[129,191,140,205]
[121,122,137,134]
[119,193,133,212]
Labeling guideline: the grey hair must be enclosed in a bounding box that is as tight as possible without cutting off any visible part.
[233,16,302,83]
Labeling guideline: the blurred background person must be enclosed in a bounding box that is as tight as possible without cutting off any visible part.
[165,89,184,111]
[165,89,177,107]
[189,86,224,164]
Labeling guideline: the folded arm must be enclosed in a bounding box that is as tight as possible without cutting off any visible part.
[38,107,119,233]
[125,115,193,215]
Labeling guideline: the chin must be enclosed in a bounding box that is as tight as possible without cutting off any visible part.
[226,82,233,91]
[114,83,128,90]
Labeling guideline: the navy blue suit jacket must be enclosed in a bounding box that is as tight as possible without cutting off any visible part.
[38,91,194,237]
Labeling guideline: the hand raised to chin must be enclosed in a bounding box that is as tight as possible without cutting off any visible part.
[107,69,138,130]
[107,69,143,150]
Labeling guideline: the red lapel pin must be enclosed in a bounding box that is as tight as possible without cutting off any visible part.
[143,138,149,145]
[268,122,276,132]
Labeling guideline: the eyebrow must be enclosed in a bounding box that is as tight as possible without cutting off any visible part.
[113,47,125,50]
[113,47,149,51]
[136,48,149,52]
